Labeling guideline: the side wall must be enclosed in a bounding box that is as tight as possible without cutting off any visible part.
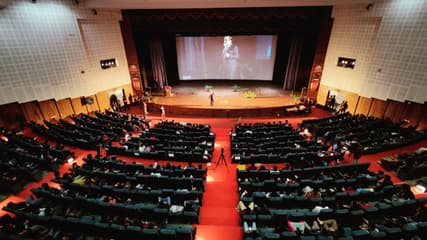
[0,84,132,128]
[317,86,427,130]
[321,0,427,104]
[0,0,131,104]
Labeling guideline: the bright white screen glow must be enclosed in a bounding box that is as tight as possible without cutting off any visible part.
[176,35,278,81]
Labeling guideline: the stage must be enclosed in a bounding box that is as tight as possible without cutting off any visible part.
[149,82,309,117]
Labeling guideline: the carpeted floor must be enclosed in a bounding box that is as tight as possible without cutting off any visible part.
[1,106,426,240]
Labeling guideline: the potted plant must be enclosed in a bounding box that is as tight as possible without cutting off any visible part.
[232,84,240,92]
[204,85,213,92]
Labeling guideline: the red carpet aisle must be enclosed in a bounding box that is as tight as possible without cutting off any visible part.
[196,122,242,240]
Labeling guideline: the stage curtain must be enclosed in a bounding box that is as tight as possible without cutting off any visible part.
[283,35,302,91]
[149,39,168,89]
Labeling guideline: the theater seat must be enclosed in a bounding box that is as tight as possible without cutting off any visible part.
[280,231,297,240]
[175,226,195,240]
[369,231,387,239]
[160,228,176,239]
[143,228,159,240]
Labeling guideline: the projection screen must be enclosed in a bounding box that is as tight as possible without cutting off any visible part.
[176,35,278,81]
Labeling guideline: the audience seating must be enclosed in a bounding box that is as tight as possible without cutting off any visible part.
[301,113,425,154]
[237,163,427,240]
[0,129,73,194]
[379,147,427,180]
[230,121,342,165]
[1,156,203,239]
[110,120,215,163]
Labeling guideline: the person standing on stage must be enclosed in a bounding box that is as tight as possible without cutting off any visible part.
[143,102,148,117]
[160,106,165,120]
[209,89,215,106]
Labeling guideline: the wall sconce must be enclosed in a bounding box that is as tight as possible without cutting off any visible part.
[337,57,356,69]
[100,58,117,69]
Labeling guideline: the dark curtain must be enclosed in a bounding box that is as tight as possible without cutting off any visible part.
[149,39,168,89]
[272,33,292,86]
[283,35,303,91]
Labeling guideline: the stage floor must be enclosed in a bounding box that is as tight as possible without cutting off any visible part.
[155,82,299,109]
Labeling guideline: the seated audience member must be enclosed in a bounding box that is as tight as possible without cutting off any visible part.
[287,219,312,234]
[236,201,256,215]
[306,188,321,199]
[243,221,258,236]
[318,218,338,234]
[395,184,415,201]
[158,194,171,208]
[247,163,257,171]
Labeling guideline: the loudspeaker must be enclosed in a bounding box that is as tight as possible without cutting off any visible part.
[80,97,86,106]
[85,97,94,105]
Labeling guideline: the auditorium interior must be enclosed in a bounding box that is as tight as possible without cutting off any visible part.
[0,0,427,240]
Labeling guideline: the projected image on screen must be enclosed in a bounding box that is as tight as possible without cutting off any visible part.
[176,35,278,81]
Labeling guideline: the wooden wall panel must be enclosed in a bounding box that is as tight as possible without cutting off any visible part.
[369,98,387,118]
[384,100,405,123]
[71,97,87,115]
[418,105,427,130]
[96,90,110,112]
[85,95,100,113]
[317,84,329,106]
[21,101,44,124]
[39,99,60,121]
[95,84,133,112]
[56,98,75,118]
[400,102,426,129]
[342,91,359,114]
[354,97,372,116]
[122,84,133,98]
[0,102,25,129]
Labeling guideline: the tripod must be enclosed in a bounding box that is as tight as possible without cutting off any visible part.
[216,148,228,168]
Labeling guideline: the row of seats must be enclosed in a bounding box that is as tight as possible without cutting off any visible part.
[249,220,427,240]
[106,144,211,163]
[28,187,200,224]
[83,155,207,179]
[30,121,101,150]
[230,121,345,165]
[62,181,203,205]
[1,209,195,240]
[72,166,205,191]
[301,113,426,155]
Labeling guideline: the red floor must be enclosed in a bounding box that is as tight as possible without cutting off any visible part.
[1,106,427,240]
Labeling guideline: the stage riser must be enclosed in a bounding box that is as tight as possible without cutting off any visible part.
[149,104,306,118]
